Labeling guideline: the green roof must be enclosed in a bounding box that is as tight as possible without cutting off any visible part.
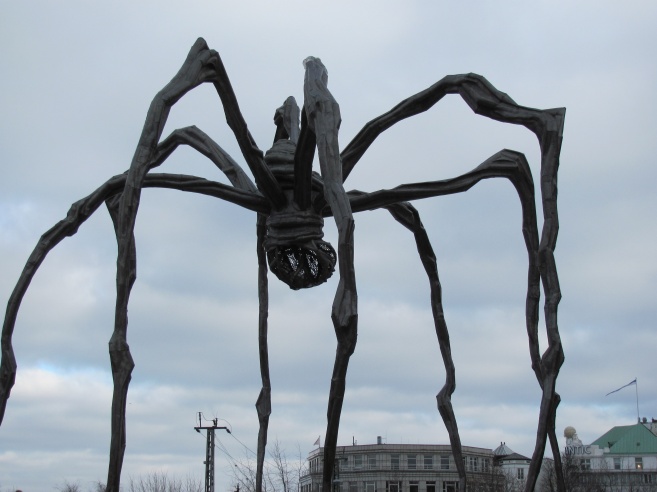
[591,424,657,454]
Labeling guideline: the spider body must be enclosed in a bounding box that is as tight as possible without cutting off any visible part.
[263,138,337,289]
[0,39,566,492]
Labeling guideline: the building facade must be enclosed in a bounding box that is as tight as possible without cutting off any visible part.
[492,442,531,489]
[300,441,516,492]
[559,420,657,490]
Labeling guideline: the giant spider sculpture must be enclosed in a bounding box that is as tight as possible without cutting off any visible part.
[0,38,565,492]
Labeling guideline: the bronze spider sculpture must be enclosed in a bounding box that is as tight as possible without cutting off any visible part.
[0,38,565,492]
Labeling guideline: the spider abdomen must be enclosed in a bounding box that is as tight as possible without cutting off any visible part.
[264,209,336,290]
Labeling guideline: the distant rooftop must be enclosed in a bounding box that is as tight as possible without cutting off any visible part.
[591,423,657,454]
[493,442,514,456]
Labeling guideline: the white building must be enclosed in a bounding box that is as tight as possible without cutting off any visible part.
[492,442,531,488]
[300,439,527,492]
[560,420,657,490]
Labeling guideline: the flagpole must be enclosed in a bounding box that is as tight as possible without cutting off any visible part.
[605,378,640,423]
[635,378,640,423]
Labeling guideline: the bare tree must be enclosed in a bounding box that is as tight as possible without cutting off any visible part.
[467,465,524,492]
[91,482,107,492]
[538,453,626,492]
[233,455,262,492]
[232,440,305,492]
[57,481,82,492]
[127,472,202,492]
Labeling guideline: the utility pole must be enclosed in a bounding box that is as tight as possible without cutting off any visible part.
[195,412,230,492]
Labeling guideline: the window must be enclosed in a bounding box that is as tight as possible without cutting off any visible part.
[368,454,376,470]
[409,482,418,492]
[354,455,363,469]
[390,454,399,470]
[407,455,417,470]
[581,459,591,470]
[365,482,375,492]
[442,482,458,492]
[424,455,433,470]
[482,458,490,472]
[614,457,621,470]
[644,474,654,484]
[387,482,399,492]
[635,457,643,470]
[426,482,436,492]
[349,482,359,492]
[517,468,525,480]
[440,455,450,470]
[467,456,478,471]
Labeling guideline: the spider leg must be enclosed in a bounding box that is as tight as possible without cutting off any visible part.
[349,148,558,491]
[208,49,286,208]
[0,171,266,423]
[0,174,129,422]
[384,201,466,491]
[294,106,316,211]
[341,80,565,489]
[302,57,357,491]
[119,44,287,490]
[105,193,137,489]
[340,72,563,183]
[107,38,265,491]
[273,96,301,145]
[2,36,269,487]
[255,213,271,492]
[158,126,258,193]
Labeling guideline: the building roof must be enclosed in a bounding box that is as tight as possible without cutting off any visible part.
[493,442,515,456]
[492,442,531,462]
[591,423,657,454]
[497,452,531,463]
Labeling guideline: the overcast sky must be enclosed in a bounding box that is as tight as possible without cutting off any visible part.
[1,1,656,491]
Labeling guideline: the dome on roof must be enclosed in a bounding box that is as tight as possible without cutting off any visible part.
[493,442,515,456]
[564,426,577,438]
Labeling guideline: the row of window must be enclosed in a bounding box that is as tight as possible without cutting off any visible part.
[346,454,450,471]
[577,473,657,485]
[345,480,458,492]
[578,456,646,471]
[341,454,489,472]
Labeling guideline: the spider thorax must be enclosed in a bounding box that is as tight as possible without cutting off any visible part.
[263,139,337,290]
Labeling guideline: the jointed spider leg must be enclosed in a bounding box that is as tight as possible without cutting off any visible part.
[348,149,534,211]
[350,148,539,490]
[341,73,560,183]
[109,39,228,490]
[108,38,276,490]
[209,50,286,208]
[105,193,137,490]
[0,171,266,424]
[294,107,317,211]
[255,213,271,492]
[274,96,301,145]
[158,126,258,193]
[342,75,565,491]
[0,174,130,423]
[302,57,357,491]
[384,201,466,491]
